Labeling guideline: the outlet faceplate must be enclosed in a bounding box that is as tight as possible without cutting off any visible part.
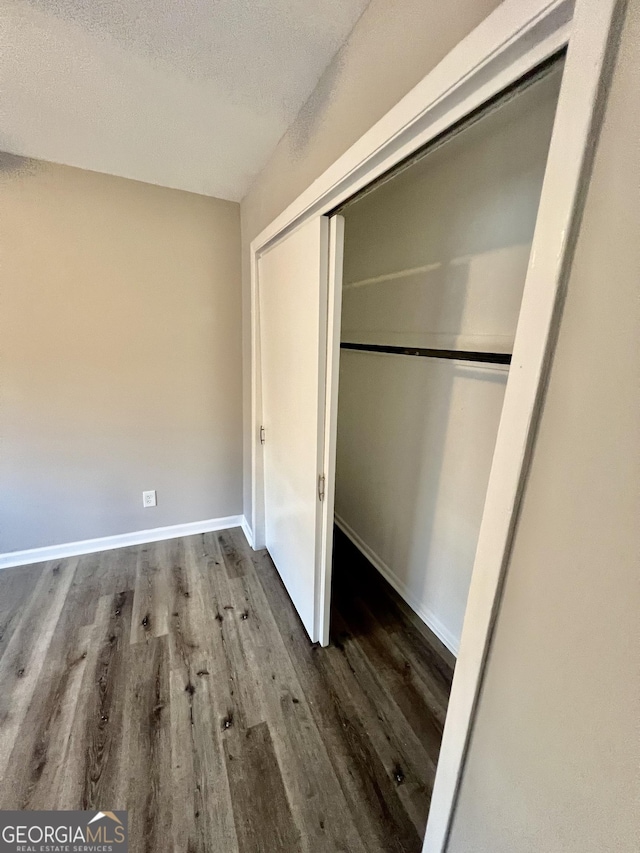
[142,490,157,508]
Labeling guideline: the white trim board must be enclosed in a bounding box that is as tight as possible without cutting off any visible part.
[317,214,346,647]
[240,516,255,550]
[0,515,245,570]
[335,514,459,656]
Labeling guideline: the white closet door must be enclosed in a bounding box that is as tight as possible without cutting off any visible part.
[259,215,336,643]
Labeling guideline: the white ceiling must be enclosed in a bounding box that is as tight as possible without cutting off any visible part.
[0,0,370,200]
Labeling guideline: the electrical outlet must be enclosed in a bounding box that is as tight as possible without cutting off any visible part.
[142,490,157,508]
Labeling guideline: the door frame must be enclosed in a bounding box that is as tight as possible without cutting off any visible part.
[249,0,620,849]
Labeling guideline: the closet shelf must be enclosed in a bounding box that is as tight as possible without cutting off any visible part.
[340,341,511,365]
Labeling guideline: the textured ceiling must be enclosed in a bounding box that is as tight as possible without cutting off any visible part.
[0,0,370,200]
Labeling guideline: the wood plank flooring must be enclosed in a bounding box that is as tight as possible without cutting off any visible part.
[0,526,453,852]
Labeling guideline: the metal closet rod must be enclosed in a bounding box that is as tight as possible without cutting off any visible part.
[340,341,512,365]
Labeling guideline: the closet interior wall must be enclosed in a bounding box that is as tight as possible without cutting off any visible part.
[335,65,563,655]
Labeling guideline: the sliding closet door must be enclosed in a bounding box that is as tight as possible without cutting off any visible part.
[258,215,340,644]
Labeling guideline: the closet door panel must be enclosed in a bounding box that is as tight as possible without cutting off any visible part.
[258,216,329,642]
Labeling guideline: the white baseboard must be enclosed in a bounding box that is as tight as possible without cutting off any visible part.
[0,515,244,570]
[240,516,255,549]
[334,514,460,656]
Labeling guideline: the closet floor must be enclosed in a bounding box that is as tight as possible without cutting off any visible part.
[0,527,453,852]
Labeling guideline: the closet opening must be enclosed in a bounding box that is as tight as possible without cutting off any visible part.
[326,53,565,841]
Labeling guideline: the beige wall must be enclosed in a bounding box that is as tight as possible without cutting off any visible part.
[447,3,640,851]
[240,0,502,516]
[0,158,242,553]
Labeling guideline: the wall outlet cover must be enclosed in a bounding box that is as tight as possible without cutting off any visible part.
[143,490,157,508]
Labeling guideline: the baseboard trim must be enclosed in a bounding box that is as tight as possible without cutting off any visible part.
[334,514,460,656]
[0,515,245,570]
[240,516,255,549]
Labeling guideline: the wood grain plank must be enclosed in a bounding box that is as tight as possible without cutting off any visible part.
[167,535,238,729]
[2,548,114,809]
[0,623,92,809]
[167,535,238,853]
[101,544,139,597]
[59,557,102,630]
[0,562,44,663]
[73,550,118,598]
[250,547,423,853]
[225,547,367,853]
[328,610,436,834]
[124,635,172,853]
[0,559,77,781]
[59,590,134,810]
[130,544,169,644]
[224,721,301,853]
[333,595,445,770]
[202,534,264,731]
[332,530,454,704]
[217,529,252,580]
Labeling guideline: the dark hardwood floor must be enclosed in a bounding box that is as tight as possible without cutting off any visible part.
[0,526,453,852]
